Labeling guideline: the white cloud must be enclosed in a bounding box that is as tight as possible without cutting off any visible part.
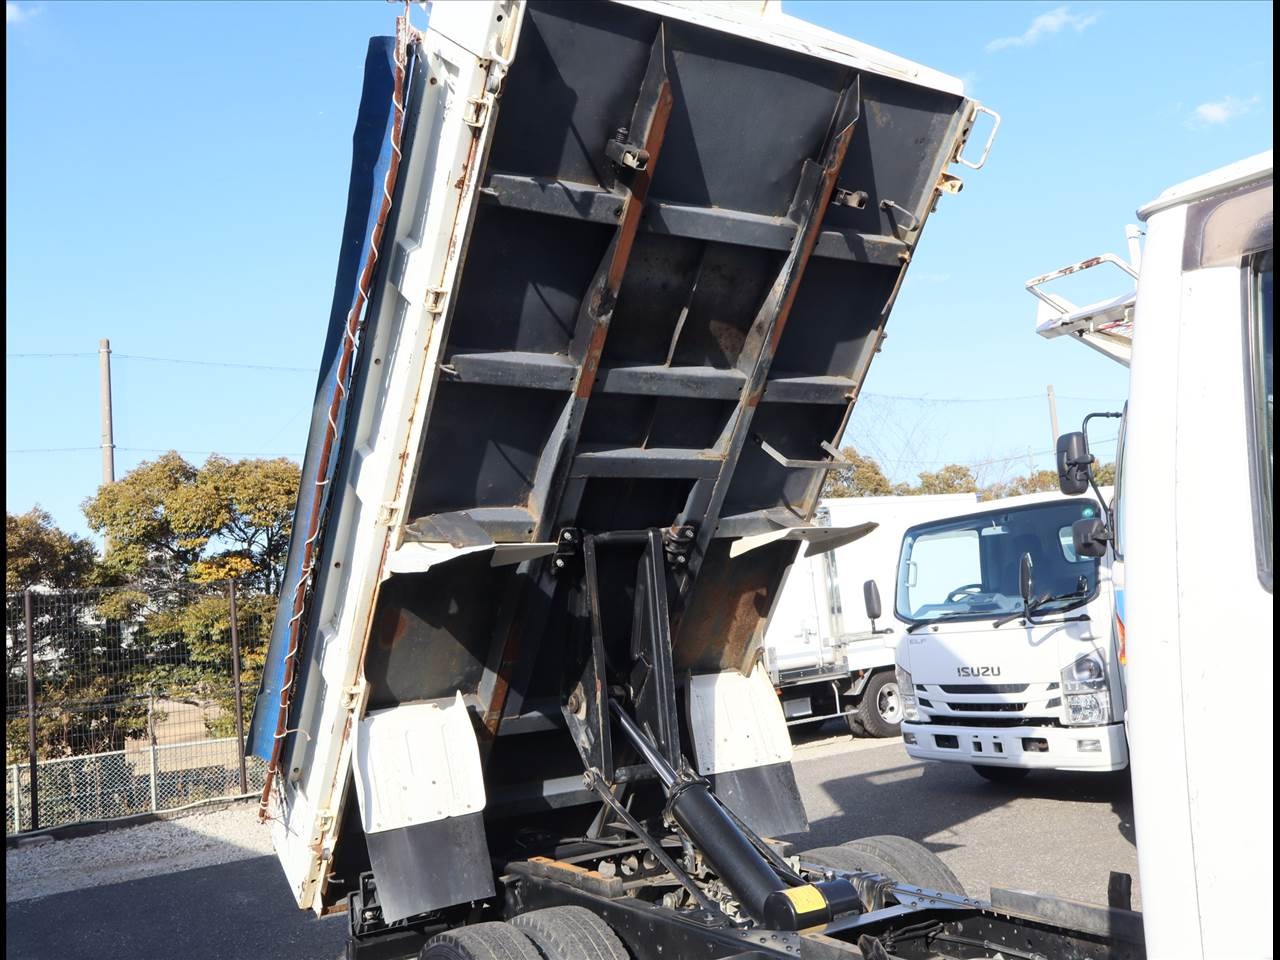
[1187,95,1260,127]
[986,6,1100,53]
[6,1,42,24]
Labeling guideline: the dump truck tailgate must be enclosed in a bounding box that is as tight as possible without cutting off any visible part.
[250,0,985,914]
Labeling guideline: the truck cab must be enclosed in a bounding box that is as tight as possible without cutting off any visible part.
[894,491,1127,779]
[763,495,981,738]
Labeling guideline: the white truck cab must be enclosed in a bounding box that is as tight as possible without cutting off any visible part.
[764,494,980,738]
[893,489,1126,780]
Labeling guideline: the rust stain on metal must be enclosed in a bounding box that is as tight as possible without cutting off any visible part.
[574,322,610,397]
[674,541,784,674]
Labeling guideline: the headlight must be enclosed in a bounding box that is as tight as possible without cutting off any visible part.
[1062,652,1111,726]
[896,666,920,722]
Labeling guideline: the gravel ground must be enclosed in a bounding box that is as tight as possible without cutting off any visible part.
[5,801,273,903]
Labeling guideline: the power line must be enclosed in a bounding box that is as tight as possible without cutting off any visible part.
[6,446,302,458]
[859,392,1123,403]
[6,447,101,454]
[115,354,316,373]
[840,436,1117,469]
[6,352,96,359]
[7,351,315,373]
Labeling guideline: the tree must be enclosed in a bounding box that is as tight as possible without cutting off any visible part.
[981,469,1061,501]
[82,452,202,603]
[6,508,98,592]
[822,448,895,497]
[83,452,301,599]
[909,464,979,496]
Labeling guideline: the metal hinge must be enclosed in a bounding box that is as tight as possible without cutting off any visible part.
[341,684,364,709]
[375,502,401,527]
[463,94,493,129]
[425,287,448,316]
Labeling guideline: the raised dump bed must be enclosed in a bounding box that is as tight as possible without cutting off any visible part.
[243,3,1143,958]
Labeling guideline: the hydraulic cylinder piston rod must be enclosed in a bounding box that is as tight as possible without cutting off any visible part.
[609,701,860,929]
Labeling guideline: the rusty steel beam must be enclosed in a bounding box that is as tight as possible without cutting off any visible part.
[675,75,863,610]
[481,24,675,735]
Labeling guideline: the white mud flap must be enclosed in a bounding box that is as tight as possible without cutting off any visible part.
[353,693,494,922]
[687,666,807,836]
[729,521,878,558]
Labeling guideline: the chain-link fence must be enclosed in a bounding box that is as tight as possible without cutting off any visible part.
[4,582,270,833]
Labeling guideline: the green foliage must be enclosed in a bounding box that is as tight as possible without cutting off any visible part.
[821,454,1118,501]
[822,448,896,497]
[5,508,98,592]
[82,451,300,597]
[910,464,980,496]
[8,452,297,765]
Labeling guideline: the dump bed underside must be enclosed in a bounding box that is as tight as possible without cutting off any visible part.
[255,0,978,915]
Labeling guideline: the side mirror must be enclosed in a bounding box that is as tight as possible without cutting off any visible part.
[1072,517,1110,558]
[863,580,882,622]
[1056,432,1092,496]
[1018,553,1035,607]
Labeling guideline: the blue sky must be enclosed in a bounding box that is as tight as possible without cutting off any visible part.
[5,1,1273,541]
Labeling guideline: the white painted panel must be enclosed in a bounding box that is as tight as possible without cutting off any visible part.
[688,666,792,776]
[353,693,486,834]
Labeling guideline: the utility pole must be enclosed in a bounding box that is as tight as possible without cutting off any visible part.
[99,339,115,484]
[1046,384,1060,452]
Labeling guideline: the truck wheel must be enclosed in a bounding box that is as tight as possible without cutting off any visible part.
[855,672,902,738]
[511,906,630,960]
[420,922,543,960]
[844,711,868,737]
[802,835,965,896]
[972,765,1031,784]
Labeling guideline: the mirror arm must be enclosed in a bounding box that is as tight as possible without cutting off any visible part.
[1081,411,1123,532]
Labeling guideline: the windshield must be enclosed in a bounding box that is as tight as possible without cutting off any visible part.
[895,499,1103,624]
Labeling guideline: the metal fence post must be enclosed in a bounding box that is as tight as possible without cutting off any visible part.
[228,580,249,795]
[11,765,20,833]
[147,694,159,812]
[23,589,39,831]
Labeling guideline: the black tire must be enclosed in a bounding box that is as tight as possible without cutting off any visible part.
[972,764,1031,784]
[511,906,630,960]
[844,710,867,737]
[855,672,902,738]
[802,835,965,896]
[420,922,543,960]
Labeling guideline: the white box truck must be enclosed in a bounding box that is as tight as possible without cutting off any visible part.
[764,494,978,737]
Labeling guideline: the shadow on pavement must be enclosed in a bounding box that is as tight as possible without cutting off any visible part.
[5,854,346,960]
[786,744,1135,853]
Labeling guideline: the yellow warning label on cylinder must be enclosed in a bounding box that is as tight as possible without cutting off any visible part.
[782,884,826,914]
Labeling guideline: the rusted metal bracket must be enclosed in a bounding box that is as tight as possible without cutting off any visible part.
[751,434,850,470]
[832,188,869,209]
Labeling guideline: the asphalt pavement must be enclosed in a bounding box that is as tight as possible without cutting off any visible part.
[6,725,1138,960]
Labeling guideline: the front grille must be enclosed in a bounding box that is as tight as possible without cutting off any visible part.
[938,683,1029,695]
[922,716,1061,728]
[945,701,1026,712]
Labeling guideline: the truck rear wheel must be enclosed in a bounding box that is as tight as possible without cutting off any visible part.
[972,764,1031,783]
[511,906,630,960]
[854,672,902,738]
[801,835,965,896]
[420,922,543,960]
